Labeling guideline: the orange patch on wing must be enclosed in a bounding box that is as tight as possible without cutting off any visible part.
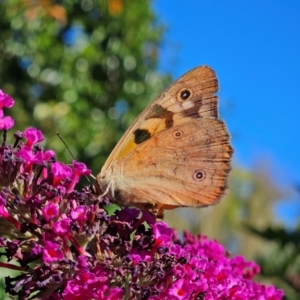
[114,137,139,161]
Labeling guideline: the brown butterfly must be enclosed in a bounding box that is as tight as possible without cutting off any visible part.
[92,66,233,218]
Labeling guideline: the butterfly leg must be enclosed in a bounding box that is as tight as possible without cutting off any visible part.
[150,204,165,220]
[90,180,113,200]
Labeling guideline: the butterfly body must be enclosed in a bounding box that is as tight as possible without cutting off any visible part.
[94,66,233,217]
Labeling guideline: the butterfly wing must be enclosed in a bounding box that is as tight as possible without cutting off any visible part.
[100,118,232,208]
[101,66,219,170]
[95,66,233,213]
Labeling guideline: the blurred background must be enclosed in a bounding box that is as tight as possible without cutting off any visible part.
[0,0,299,298]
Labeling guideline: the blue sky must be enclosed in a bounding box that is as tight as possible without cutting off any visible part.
[153,0,300,224]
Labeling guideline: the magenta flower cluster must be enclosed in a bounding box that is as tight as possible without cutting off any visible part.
[0,90,14,130]
[0,89,284,300]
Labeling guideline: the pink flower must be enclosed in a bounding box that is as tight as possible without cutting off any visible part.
[53,218,71,235]
[23,127,44,147]
[72,160,91,176]
[51,162,73,186]
[0,90,14,109]
[42,203,59,221]
[169,279,191,299]
[77,256,89,268]
[107,287,124,300]
[152,221,173,251]
[43,241,64,263]
[15,147,44,166]
[43,149,56,161]
[0,205,9,218]
[152,222,173,244]
[231,255,260,279]
[150,222,174,255]
[258,285,285,300]
[76,270,98,285]
[70,206,87,221]
[0,110,14,130]
[67,160,91,192]
[128,251,151,265]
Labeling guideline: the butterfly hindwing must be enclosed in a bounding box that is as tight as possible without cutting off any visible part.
[106,118,232,209]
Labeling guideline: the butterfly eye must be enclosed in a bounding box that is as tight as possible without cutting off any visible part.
[173,130,183,139]
[178,88,192,101]
[193,170,205,181]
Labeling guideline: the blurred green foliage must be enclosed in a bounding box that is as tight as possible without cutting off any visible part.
[0,0,171,174]
[248,222,300,299]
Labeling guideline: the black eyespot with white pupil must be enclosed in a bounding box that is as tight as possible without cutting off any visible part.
[193,170,205,181]
[173,130,183,139]
[180,89,191,100]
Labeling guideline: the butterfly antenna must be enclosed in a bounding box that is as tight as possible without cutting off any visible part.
[56,131,91,183]
[56,132,76,160]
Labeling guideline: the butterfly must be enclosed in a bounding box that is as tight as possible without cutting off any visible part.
[92,66,233,218]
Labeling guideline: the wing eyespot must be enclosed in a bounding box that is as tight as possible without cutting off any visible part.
[193,170,205,181]
[173,130,183,139]
[177,88,193,102]
[134,129,151,144]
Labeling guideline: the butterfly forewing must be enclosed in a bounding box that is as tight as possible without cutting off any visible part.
[100,66,218,171]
